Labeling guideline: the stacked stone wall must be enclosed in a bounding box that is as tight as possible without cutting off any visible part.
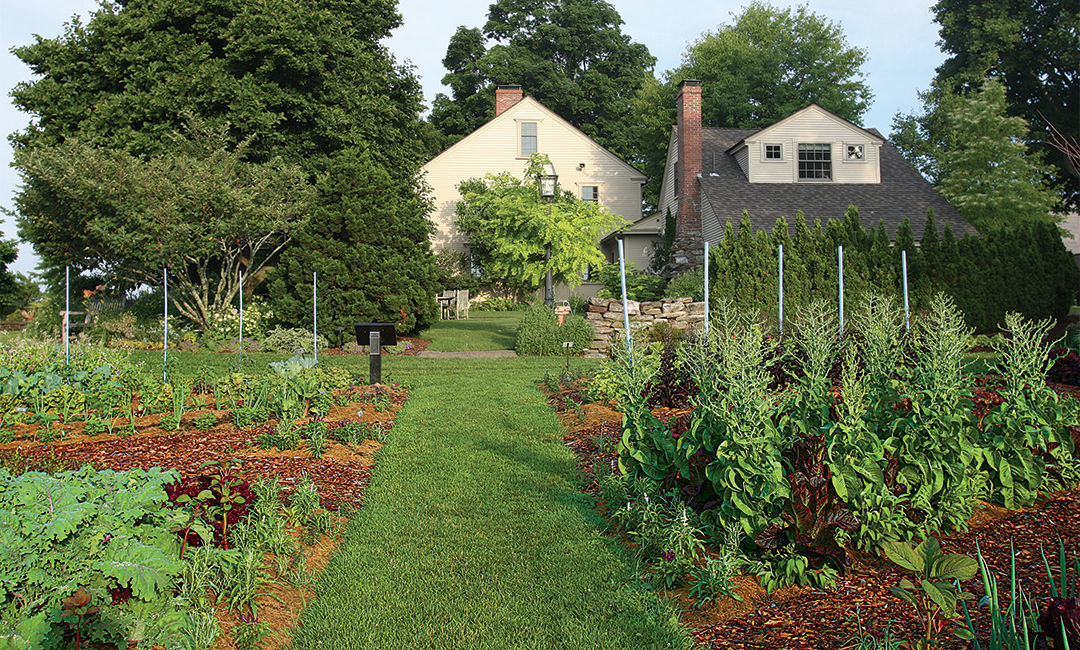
[583,296,705,357]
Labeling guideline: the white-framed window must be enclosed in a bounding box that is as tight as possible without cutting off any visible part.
[581,185,599,202]
[764,143,783,160]
[520,121,537,157]
[797,143,832,180]
[845,143,866,162]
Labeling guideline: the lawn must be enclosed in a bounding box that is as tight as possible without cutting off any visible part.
[290,356,687,649]
[421,311,522,351]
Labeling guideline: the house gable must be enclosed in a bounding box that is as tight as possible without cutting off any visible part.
[421,96,646,255]
[728,104,885,184]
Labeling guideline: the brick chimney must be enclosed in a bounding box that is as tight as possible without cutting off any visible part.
[672,79,703,270]
[495,85,524,116]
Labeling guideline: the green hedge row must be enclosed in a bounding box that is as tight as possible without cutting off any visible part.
[708,208,1077,332]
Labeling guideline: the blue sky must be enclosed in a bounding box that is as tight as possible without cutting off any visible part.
[0,0,946,275]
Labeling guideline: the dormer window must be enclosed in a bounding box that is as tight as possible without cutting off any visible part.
[846,144,865,161]
[798,143,831,180]
[764,144,782,160]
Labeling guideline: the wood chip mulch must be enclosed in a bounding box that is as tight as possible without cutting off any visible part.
[545,383,1080,650]
[5,386,409,509]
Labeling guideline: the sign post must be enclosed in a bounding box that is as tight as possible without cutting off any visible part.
[354,323,397,386]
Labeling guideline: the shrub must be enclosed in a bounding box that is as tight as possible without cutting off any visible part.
[474,297,520,312]
[664,269,705,301]
[596,262,666,302]
[514,304,594,355]
[261,327,328,355]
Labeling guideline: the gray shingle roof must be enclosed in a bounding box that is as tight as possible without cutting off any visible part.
[698,128,977,239]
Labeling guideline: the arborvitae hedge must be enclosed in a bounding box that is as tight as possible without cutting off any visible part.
[708,207,1077,332]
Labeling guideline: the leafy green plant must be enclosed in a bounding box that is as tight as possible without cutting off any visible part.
[0,466,186,647]
[331,420,377,446]
[257,420,302,451]
[217,548,271,615]
[232,405,272,428]
[885,537,977,649]
[60,587,99,650]
[199,459,248,547]
[192,412,218,431]
[233,609,272,650]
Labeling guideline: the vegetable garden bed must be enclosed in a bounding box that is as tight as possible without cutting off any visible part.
[544,296,1080,649]
[0,343,409,649]
[548,380,1080,649]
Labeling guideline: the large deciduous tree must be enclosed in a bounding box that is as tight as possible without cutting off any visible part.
[10,0,439,331]
[267,150,440,335]
[930,0,1079,206]
[10,0,427,174]
[632,1,872,208]
[455,155,625,290]
[933,80,1061,232]
[12,125,311,329]
[428,0,655,163]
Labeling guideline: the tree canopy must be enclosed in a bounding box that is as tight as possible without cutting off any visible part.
[10,0,427,175]
[268,149,440,335]
[931,80,1062,232]
[428,0,655,163]
[455,155,625,290]
[931,0,1078,205]
[632,1,873,208]
[12,124,311,328]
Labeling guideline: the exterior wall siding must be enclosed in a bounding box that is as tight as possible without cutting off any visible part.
[658,129,679,219]
[700,194,723,245]
[422,97,645,256]
[746,108,881,184]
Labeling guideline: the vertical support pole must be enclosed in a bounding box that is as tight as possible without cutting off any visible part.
[617,238,632,360]
[238,269,244,372]
[902,250,910,333]
[163,269,168,384]
[778,244,785,337]
[369,330,381,385]
[703,241,710,335]
[838,245,845,336]
[64,266,70,369]
[313,271,318,364]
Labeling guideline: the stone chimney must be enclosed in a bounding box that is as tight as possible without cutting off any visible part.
[672,79,703,269]
[495,85,524,116]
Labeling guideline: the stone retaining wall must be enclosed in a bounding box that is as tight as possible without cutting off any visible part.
[583,296,705,357]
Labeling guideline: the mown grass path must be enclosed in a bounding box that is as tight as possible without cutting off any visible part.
[291,358,688,649]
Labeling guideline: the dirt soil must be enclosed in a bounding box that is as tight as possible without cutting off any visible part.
[3,384,409,650]
[545,383,1080,649]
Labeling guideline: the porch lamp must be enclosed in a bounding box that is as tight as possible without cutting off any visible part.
[539,162,558,306]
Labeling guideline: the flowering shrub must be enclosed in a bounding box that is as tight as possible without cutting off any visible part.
[204,301,273,342]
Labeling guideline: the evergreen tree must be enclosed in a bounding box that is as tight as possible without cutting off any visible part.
[267,150,439,334]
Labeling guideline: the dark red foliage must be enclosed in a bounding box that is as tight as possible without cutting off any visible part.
[107,586,132,605]
[1039,595,1080,649]
[754,433,859,564]
[647,342,696,408]
[1048,347,1080,386]
[164,474,254,547]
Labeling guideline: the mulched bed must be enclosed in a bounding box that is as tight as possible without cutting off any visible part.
[3,385,409,509]
[545,382,1080,649]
